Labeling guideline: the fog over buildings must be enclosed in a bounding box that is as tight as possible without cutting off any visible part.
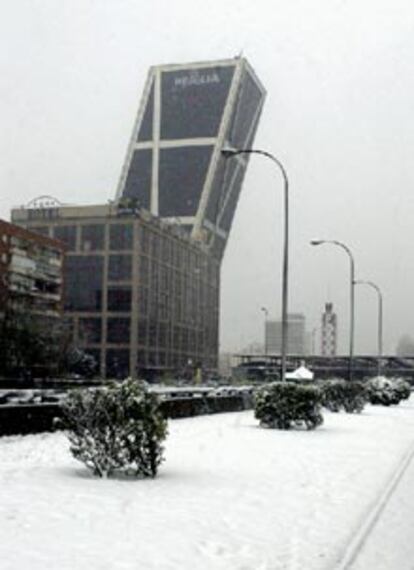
[1,0,414,356]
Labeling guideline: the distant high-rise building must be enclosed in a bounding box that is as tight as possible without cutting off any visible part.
[266,313,306,355]
[321,302,337,356]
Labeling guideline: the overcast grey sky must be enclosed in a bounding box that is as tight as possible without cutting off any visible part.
[1,0,413,355]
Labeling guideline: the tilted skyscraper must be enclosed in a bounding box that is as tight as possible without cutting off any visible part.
[12,58,266,379]
[115,57,266,259]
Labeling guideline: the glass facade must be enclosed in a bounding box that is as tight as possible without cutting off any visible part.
[79,213,217,377]
[118,58,265,262]
[159,146,213,217]
[228,70,263,149]
[160,66,234,139]
[64,256,103,312]
[137,81,154,142]
[123,149,152,208]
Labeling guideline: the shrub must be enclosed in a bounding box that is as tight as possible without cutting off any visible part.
[394,378,411,401]
[365,376,411,406]
[254,382,323,430]
[319,379,367,413]
[61,378,168,478]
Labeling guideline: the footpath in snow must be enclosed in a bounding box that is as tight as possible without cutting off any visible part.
[1,399,414,570]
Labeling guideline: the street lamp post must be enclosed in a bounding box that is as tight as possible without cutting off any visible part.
[222,147,289,381]
[261,307,269,356]
[354,280,383,376]
[310,239,355,381]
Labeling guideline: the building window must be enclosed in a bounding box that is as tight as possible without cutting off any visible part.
[106,349,130,379]
[78,318,102,344]
[107,286,132,312]
[137,319,148,345]
[108,255,132,281]
[64,255,103,312]
[107,317,130,344]
[53,225,77,251]
[80,225,105,252]
[109,224,133,251]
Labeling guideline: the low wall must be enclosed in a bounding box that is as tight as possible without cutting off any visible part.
[0,394,254,437]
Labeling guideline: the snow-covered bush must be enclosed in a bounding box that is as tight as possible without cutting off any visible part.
[62,379,168,477]
[319,379,367,413]
[254,382,323,430]
[365,377,411,406]
[394,378,412,400]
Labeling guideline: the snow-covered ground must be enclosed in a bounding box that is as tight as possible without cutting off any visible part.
[1,400,414,570]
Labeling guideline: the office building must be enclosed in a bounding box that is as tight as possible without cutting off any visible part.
[321,302,337,356]
[266,313,307,355]
[12,203,220,378]
[116,57,266,259]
